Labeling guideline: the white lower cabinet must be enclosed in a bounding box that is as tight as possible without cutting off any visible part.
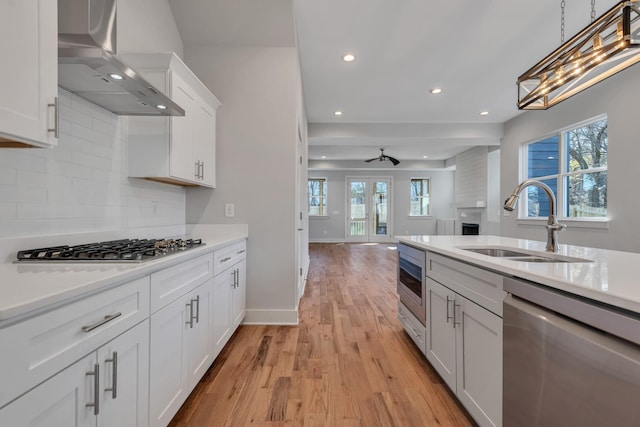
[212,241,247,357]
[149,279,213,427]
[426,277,502,427]
[212,269,232,357]
[0,320,149,427]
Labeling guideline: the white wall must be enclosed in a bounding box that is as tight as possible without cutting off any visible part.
[455,146,488,203]
[308,169,455,241]
[501,65,640,252]
[184,45,301,324]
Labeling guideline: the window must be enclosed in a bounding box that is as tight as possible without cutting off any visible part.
[523,116,607,218]
[308,178,327,216]
[410,178,430,216]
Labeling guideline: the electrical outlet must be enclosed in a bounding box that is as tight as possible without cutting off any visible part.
[225,203,235,217]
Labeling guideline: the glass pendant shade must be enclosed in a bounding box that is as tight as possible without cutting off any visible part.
[518,0,640,110]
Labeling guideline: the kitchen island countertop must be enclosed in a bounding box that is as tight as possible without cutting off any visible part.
[397,234,640,315]
[0,224,247,324]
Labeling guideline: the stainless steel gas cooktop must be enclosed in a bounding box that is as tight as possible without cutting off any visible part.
[15,238,205,263]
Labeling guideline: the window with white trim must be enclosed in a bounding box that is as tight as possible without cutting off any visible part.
[308,178,327,216]
[410,178,430,216]
[523,116,607,218]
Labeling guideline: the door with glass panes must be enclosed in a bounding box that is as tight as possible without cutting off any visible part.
[346,178,392,241]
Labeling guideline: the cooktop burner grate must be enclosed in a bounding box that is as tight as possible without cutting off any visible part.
[16,238,204,263]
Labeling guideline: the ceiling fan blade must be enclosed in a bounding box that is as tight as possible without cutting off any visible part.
[388,156,400,166]
[364,157,378,162]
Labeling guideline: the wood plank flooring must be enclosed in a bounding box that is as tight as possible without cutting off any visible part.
[169,243,475,426]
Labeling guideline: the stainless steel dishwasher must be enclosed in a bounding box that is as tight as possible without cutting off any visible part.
[503,277,640,427]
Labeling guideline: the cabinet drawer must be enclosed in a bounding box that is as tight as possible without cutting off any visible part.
[213,241,246,276]
[150,253,213,313]
[398,302,426,355]
[0,276,150,409]
[426,252,506,316]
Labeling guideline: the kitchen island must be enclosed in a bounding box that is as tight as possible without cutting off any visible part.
[397,234,640,427]
[397,234,640,314]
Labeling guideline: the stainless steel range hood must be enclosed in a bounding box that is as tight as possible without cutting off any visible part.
[58,0,184,116]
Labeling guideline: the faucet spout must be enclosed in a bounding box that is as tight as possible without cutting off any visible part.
[504,179,566,252]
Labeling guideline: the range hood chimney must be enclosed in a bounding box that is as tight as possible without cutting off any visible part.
[58,0,184,116]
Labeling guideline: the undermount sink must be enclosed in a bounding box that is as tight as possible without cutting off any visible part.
[458,246,593,263]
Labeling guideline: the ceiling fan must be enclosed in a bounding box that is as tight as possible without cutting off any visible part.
[364,148,400,166]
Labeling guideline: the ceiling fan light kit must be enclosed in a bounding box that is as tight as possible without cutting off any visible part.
[517,0,640,110]
[364,148,400,166]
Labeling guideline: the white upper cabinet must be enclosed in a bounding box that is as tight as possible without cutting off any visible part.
[0,0,58,148]
[122,52,220,187]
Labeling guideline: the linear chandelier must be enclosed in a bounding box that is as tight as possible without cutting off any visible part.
[518,0,640,110]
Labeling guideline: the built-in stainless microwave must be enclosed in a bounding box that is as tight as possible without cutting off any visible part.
[397,243,426,325]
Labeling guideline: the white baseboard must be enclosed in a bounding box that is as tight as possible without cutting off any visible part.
[243,309,299,325]
[309,238,346,243]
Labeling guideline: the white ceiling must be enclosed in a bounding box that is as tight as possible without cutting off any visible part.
[169,0,619,163]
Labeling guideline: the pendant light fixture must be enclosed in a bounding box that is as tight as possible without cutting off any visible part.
[518,0,640,110]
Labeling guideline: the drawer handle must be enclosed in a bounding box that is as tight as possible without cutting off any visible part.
[220,256,232,263]
[237,249,246,254]
[82,312,122,333]
[86,363,100,415]
[105,351,118,399]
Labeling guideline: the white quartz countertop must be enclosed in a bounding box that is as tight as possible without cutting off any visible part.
[397,234,640,314]
[0,225,247,324]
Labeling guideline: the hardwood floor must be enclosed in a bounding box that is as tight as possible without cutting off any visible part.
[169,243,475,426]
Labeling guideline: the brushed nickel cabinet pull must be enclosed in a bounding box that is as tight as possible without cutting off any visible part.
[81,312,122,333]
[105,351,118,399]
[47,97,59,138]
[453,300,461,328]
[192,295,200,323]
[186,300,194,328]
[220,256,231,263]
[446,296,453,323]
[237,249,246,254]
[86,363,100,415]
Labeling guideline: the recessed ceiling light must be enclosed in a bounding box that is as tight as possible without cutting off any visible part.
[334,111,343,116]
[423,155,429,159]
[156,104,167,110]
[321,156,327,159]
[342,53,356,62]
[480,111,489,116]
[108,73,124,80]
[430,88,442,94]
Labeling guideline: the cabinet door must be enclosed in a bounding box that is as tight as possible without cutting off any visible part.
[186,280,214,390]
[231,259,247,329]
[212,270,232,357]
[169,72,197,183]
[194,98,216,187]
[0,352,96,427]
[149,297,189,427]
[425,278,457,391]
[0,0,57,147]
[456,297,502,427]
[98,320,149,427]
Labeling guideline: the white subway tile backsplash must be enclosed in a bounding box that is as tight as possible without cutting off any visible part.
[0,89,185,239]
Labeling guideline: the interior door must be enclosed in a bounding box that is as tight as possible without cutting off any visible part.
[347,178,392,241]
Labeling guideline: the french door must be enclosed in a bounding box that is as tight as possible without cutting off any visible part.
[346,177,392,242]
